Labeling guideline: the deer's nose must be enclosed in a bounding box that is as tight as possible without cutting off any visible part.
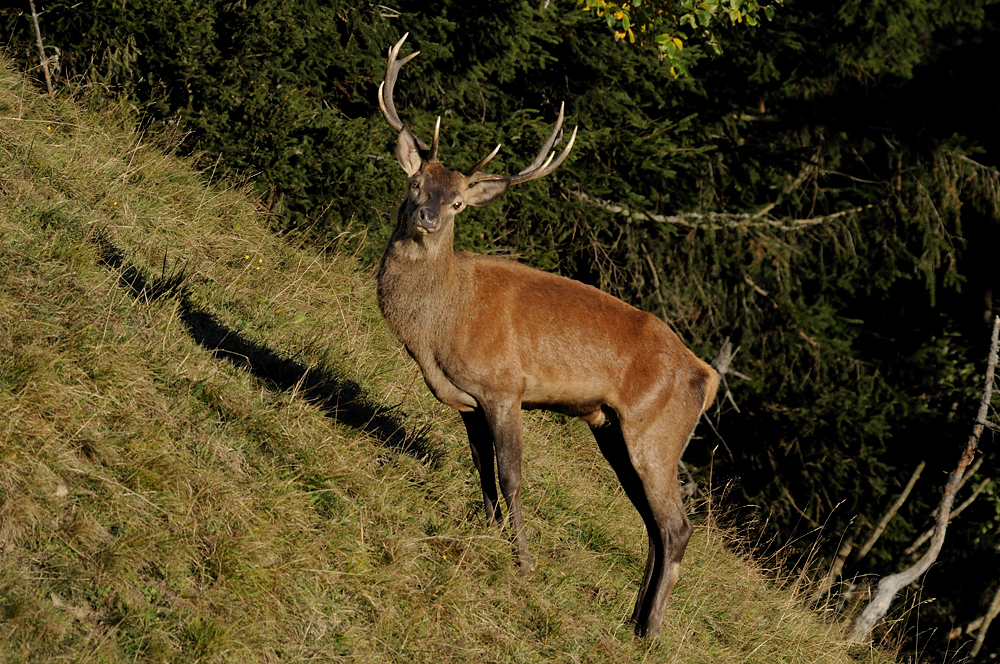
[414,206,440,232]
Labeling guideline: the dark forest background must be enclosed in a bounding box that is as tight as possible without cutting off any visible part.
[3,0,999,660]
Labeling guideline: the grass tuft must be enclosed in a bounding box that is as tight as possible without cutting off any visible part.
[0,56,897,663]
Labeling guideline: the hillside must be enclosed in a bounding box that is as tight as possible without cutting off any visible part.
[0,60,894,663]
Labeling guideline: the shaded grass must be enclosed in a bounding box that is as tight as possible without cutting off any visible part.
[0,58,897,663]
[91,232,435,462]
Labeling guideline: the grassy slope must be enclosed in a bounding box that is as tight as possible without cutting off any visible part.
[0,60,895,663]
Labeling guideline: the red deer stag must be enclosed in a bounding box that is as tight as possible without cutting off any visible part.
[375,34,720,638]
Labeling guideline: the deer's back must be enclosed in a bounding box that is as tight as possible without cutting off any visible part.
[446,253,713,416]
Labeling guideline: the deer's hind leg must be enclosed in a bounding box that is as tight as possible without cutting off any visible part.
[589,407,661,627]
[625,408,698,638]
[592,404,697,638]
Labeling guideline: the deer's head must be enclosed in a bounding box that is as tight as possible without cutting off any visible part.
[379,34,577,243]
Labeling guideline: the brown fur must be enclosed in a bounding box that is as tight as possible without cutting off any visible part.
[376,158,718,639]
[375,34,717,637]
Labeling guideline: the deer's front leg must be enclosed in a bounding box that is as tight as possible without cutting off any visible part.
[484,401,533,573]
[461,409,501,526]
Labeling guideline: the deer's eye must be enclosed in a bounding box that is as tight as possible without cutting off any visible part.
[410,181,419,189]
[452,201,463,210]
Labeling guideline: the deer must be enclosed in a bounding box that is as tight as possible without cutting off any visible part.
[374,33,721,638]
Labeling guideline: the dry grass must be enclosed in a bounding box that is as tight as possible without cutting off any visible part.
[0,57,897,663]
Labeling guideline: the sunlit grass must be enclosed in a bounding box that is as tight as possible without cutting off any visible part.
[0,57,897,663]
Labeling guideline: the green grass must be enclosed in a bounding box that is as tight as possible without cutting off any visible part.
[0,58,897,663]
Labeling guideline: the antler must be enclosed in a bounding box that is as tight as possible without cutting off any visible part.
[380,33,576,176]
[467,101,578,185]
[379,33,441,159]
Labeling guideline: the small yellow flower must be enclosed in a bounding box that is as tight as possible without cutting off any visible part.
[47,125,51,131]
[245,254,250,259]
[258,258,263,263]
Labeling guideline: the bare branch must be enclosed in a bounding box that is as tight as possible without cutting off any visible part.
[902,475,991,556]
[709,338,748,412]
[855,461,925,562]
[29,0,54,98]
[812,463,924,605]
[971,582,1000,658]
[571,191,873,232]
[810,535,855,604]
[956,455,986,495]
[782,485,820,528]
[847,315,1000,644]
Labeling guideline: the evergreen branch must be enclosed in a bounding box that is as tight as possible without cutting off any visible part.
[953,152,1000,178]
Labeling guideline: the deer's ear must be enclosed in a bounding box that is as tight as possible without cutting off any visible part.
[396,127,423,176]
[465,178,510,207]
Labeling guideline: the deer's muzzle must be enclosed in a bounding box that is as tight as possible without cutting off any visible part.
[414,207,440,233]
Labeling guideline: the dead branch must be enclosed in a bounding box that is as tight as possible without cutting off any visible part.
[710,337,746,411]
[847,315,1000,644]
[810,534,855,604]
[571,190,873,232]
[903,475,991,556]
[678,459,702,501]
[855,461,926,562]
[782,485,820,529]
[682,338,742,462]
[956,455,986,494]
[812,462,924,605]
[971,582,1000,658]
[29,0,54,98]
[949,615,984,641]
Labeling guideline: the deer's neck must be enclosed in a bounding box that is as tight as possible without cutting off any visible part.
[376,209,460,355]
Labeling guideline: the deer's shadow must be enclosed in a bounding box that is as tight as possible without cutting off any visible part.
[95,235,435,462]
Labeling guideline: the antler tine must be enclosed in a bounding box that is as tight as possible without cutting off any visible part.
[430,116,441,161]
[378,33,430,151]
[516,101,566,177]
[468,102,577,185]
[508,124,578,186]
[378,34,415,132]
[465,143,502,177]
